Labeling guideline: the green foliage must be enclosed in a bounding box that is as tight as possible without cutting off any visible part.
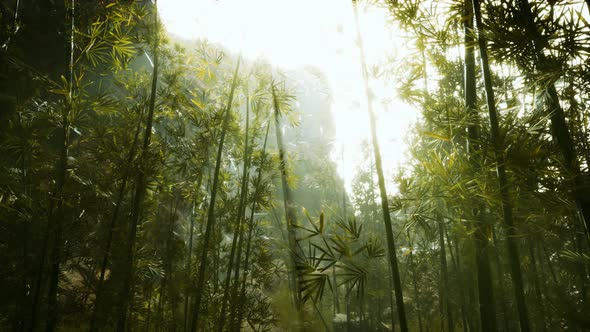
[2,0,590,331]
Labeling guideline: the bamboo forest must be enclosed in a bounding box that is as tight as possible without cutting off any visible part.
[3,0,590,331]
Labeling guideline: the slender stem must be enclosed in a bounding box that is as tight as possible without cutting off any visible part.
[519,0,590,238]
[472,1,530,330]
[352,2,408,330]
[184,169,206,332]
[272,82,304,327]
[89,113,143,332]
[45,1,75,330]
[2,0,20,50]
[463,2,497,330]
[234,122,271,331]
[218,92,251,332]
[116,3,160,330]
[190,56,241,332]
[407,231,423,332]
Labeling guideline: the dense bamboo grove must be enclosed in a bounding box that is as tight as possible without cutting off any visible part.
[1,0,590,331]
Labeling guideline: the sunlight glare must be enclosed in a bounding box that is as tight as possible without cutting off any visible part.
[158,0,419,195]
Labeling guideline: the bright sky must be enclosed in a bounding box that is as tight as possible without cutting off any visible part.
[158,0,419,195]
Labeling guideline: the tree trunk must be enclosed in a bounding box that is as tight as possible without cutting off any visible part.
[189,56,241,332]
[352,2,408,331]
[472,1,530,330]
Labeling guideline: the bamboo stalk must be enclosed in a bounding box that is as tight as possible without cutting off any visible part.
[472,0,530,330]
[189,56,241,332]
[272,82,303,326]
[233,121,271,331]
[115,3,160,330]
[352,2,408,330]
[218,92,251,332]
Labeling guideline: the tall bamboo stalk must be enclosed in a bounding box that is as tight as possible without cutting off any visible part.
[445,229,471,331]
[184,164,207,332]
[185,172,212,331]
[352,2,408,330]
[45,1,75,330]
[233,121,271,331]
[518,0,590,236]
[88,113,143,332]
[527,238,547,331]
[218,93,251,332]
[463,1,497,331]
[472,0,530,330]
[438,219,453,332]
[189,56,241,332]
[2,0,20,51]
[271,83,303,322]
[17,110,30,332]
[491,229,511,331]
[115,3,160,330]
[407,230,424,332]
